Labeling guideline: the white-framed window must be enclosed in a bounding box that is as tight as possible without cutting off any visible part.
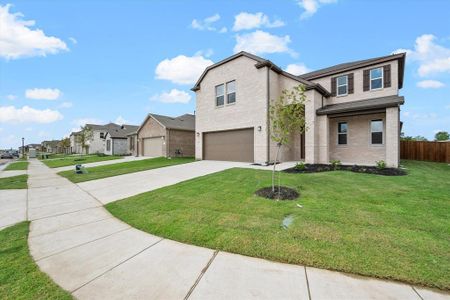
[226,80,236,104]
[337,75,348,96]
[370,68,383,90]
[215,84,225,106]
[338,122,348,145]
[370,120,383,145]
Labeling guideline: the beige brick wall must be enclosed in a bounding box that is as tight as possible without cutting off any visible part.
[328,112,386,165]
[311,60,399,105]
[138,116,166,157]
[127,134,138,156]
[167,129,195,157]
[195,56,268,163]
[385,106,400,167]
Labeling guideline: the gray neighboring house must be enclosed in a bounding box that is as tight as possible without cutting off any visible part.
[193,51,405,167]
[136,113,195,157]
[104,124,139,155]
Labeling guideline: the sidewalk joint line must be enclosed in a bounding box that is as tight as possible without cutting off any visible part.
[30,205,101,222]
[304,266,312,300]
[35,227,131,262]
[70,237,164,294]
[411,286,424,300]
[184,250,219,300]
[30,216,113,238]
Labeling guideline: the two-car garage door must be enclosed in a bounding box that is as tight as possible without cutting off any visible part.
[203,128,254,162]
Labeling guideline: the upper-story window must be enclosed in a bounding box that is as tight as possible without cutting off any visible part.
[226,80,236,104]
[100,132,105,139]
[336,75,348,96]
[370,120,383,145]
[370,68,383,90]
[338,122,348,145]
[215,84,225,106]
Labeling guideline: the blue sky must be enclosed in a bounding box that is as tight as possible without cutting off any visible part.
[1,0,449,148]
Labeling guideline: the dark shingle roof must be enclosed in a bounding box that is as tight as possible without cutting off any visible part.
[300,53,406,88]
[150,113,195,131]
[316,95,404,115]
[107,124,139,138]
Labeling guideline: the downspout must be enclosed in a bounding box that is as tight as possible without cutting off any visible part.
[266,66,271,164]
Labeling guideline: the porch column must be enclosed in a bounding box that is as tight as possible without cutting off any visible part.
[385,106,400,167]
[317,115,329,164]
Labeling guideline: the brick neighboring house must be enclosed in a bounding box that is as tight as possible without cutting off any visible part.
[135,113,195,157]
[104,124,139,155]
[192,51,405,167]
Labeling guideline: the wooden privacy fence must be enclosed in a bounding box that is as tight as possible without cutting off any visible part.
[400,140,450,163]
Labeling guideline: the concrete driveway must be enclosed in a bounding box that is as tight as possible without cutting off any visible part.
[24,159,448,299]
[77,160,246,204]
[51,155,151,172]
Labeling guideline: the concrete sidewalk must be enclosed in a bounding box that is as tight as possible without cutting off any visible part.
[26,159,447,299]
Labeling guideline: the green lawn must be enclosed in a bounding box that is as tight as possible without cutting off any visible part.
[106,160,450,290]
[0,222,72,299]
[4,161,29,171]
[58,157,195,183]
[43,155,122,168]
[0,175,28,189]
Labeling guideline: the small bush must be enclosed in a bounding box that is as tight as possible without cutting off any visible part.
[375,160,386,170]
[295,161,306,170]
[330,160,341,170]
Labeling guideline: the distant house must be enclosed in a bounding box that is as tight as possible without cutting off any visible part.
[127,131,138,156]
[41,140,60,153]
[70,131,83,154]
[136,113,195,157]
[104,124,139,155]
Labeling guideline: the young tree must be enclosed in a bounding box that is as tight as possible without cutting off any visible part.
[269,84,307,192]
[76,125,93,155]
[60,137,70,154]
[434,131,449,141]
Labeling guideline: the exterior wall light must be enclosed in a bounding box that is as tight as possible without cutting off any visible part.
[257,126,262,131]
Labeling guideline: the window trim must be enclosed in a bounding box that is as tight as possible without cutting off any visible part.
[336,75,348,97]
[337,121,348,146]
[370,67,384,91]
[226,80,236,105]
[370,119,384,145]
[215,83,225,107]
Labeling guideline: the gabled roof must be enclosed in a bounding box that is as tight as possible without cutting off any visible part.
[191,51,330,96]
[137,113,195,134]
[316,95,404,115]
[106,124,139,139]
[85,123,107,131]
[300,53,406,88]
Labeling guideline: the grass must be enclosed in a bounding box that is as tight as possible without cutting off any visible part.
[106,160,450,290]
[42,154,122,168]
[0,175,28,189]
[58,157,195,183]
[4,161,29,171]
[0,222,72,299]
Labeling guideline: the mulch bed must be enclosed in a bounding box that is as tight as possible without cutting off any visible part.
[255,186,299,200]
[284,164,407,176]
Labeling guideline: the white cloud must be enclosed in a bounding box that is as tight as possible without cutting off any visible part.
[394,34,450,77]
[0,4,68,59]
[232,12,285,31]
[417,80,445,89]
[150,89,192,104]
[59,101,73,108]
[25,88,61,100]
[114,116,128,124]
[155,54,213,85]
[195,48,214,58]
[71,118,103,128]
[285,63,311,75]
[234,30,296,57]
[191,14,226,32]
[69,37,77,44]
[6,94,17,100]
[0,105,63,124]
[298,0,337,19]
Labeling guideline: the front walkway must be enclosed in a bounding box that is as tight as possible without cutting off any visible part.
[26,159,447,299]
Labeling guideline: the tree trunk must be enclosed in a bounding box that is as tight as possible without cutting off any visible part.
[272,144,281,192]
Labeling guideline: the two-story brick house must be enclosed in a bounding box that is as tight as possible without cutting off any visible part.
[192,51,405,167]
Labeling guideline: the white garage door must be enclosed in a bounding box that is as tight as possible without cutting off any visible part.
[143,137,164,157]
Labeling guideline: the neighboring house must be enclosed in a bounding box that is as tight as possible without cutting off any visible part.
[84,124,109,154]
[127,131,138,156]
[136,113,195,157]
[41,140,59,153]
[19,144,42,153]
[192,51,405,167]
[70,131,83,154]
[104,124,139,155]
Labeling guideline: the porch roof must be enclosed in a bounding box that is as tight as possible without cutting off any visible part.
[316,95,404,116]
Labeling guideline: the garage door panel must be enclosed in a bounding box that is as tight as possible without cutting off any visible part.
[143,137,163,157]
[203,128,254,162]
